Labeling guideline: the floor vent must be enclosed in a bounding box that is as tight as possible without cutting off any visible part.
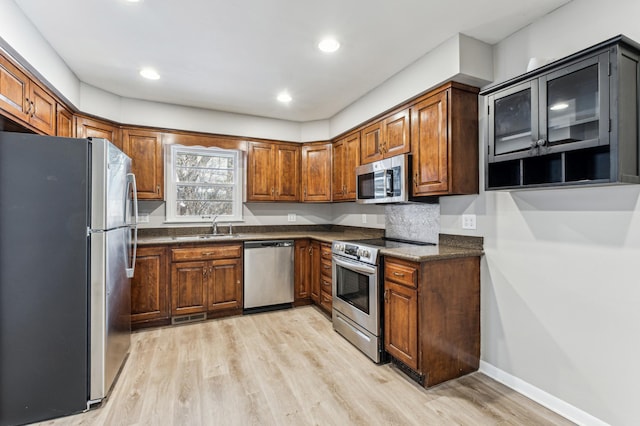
[171,313,207,325]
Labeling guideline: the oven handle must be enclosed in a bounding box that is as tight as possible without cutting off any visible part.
[332,256,377,276]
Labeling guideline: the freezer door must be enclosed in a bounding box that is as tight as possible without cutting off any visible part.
[90,227,131,402]
[91,138,132,230]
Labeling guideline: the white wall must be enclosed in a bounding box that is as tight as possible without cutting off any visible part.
[440,1,640,424]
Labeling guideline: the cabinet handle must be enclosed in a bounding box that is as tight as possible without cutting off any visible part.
[303,187,307,198]
[384,289,389,303]
[203,269,207,278]
[393,271,405,277]
[209,266,213,275]
[323,265,331,270]
[271,187,275,195]
[202,252,215,256]
[30,101,34,117]
[343,184,346,194]
[25,97,31,115]
[309,247,312,255]
[156,185,160,194]
[413,172,418,187]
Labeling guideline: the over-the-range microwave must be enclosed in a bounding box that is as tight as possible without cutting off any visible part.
[356,154,409,204]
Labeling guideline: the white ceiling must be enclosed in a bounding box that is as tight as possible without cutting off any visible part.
[15,0,569,122]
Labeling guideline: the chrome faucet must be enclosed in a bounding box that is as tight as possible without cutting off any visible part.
[211,215,219,235]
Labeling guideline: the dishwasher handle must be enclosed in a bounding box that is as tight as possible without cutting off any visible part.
[244,240,294,249]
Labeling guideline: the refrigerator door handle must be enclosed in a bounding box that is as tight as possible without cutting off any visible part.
[125,173,138,278]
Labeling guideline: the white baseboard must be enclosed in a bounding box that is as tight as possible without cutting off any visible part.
[479,361,609,426]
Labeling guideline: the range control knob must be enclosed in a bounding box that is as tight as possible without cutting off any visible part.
[334,243,344,252]
[362,249,371,259]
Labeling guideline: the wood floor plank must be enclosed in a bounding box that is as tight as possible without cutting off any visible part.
[35,306,574,426]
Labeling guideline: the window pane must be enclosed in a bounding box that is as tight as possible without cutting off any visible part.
[176,185,234,201]
[176,167,234,184]
[176,153,234,169]
[177,201,233,217]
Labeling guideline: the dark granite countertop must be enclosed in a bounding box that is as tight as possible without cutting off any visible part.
[137,226,483,262]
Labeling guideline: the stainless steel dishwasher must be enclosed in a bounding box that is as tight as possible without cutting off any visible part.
[243,240,294,312]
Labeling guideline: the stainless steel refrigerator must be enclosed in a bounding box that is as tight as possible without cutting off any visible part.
[0,132,138,425]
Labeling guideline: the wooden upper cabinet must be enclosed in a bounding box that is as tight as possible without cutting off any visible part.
[0,53,29,120]
[56,103,74,137]
[122,128,164,200]
[411,85,478,196]
[360,109,410,165]
[247,141,300,202]
[301,142,332,202]
[76,116,122,149]
[0,53,55,135]
[275,144,300,201]
[27,81,55,135]
[332,132,360,201]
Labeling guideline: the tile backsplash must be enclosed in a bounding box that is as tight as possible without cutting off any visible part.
[385,202,440,243]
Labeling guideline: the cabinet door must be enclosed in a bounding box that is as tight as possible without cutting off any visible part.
[539,53,610,153]
[56,104,74,137]
[384,109,410,157]
[0,53,29,120]
[310,241,321,303]
[76,116,122,150]
[488,81,538,162]
[343,133,360,199]
[294,239,311,300]
[246,141,275,201]
[208,258,242,311]
[131,246,169,324]
[332,139,346,200]
[28,82,56,135]
[171,261,208,316]
[122,128,164,200]
[384,281,419,370]
[301,143,332,202]
[275,144,300,201]
[360,121,383,164]
[411,90,449,196]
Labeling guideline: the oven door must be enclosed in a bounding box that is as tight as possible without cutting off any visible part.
[332,255,379,335]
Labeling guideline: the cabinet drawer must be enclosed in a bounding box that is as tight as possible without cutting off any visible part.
[320,259,332,277]
[384,259,418,288]
[320,275,332,294]
[172,244,242,261]
[320,243,332,260]
[320,290,332,312]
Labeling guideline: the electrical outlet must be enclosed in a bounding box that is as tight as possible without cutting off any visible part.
[462,214,476,230]
[137,213,149,223]
[287,213,296,222]
[362,214,367,224]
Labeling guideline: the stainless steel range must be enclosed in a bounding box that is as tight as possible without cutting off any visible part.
[331,237,434,363]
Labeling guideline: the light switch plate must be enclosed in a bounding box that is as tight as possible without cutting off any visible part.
[287,213,296,222]
[462,214,476,230]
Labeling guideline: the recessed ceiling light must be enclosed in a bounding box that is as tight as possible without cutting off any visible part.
[277,92,292,103]
[318,38,340,53]
[140,68,160,80]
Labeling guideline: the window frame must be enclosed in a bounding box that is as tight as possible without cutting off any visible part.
[164,144,244,223]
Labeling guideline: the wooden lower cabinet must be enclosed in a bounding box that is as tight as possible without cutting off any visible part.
[131,246,170,328]
[384,255,480,387]
[310,240,321,303]
[170,243,243,318]
[294,239,311,303]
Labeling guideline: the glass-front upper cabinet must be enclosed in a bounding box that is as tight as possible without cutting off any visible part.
[487,52,610,162]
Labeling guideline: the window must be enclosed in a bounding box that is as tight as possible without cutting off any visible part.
[165,144,243,222]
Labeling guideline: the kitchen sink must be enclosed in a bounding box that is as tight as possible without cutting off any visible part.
[172,234,241,241]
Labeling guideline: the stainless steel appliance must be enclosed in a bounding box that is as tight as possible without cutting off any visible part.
[243,240,294,312]
[356,154,409,204]
[332,237,434,363]
[0,132,138,425]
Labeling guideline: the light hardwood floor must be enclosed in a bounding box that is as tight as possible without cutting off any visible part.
[36,306,573,425]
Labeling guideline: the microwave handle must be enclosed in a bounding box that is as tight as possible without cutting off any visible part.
[385,170,393,196]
